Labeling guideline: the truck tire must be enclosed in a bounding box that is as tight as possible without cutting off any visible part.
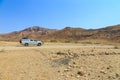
[25,43,29,46]
[37,43,41,46]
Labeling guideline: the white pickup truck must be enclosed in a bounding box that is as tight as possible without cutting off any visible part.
[20,38,43,46]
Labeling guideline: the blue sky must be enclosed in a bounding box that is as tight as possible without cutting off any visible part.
[0,0,120,33]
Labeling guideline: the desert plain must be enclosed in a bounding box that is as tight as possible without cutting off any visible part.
[0,41,120,80]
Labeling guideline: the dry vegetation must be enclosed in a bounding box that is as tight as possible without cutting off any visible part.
[0,42,119,80]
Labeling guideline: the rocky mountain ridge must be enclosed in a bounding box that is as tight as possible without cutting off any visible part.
[0,25,120,43]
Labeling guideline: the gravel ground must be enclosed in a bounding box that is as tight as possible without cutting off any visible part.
[0,42,119,80]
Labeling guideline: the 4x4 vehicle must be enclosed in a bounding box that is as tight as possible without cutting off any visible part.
[20,38,43,46]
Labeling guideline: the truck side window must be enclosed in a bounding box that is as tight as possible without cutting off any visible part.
[30,40,33,41]
[34,40,37,42]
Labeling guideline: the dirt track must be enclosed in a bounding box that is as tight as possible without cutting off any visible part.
[0,42,119,80]
[0,42,115,50]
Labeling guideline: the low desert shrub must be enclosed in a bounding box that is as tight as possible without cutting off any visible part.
[114,46,119,49]
[56,51,66,55]
[50,40,57,42]
[64,40,71,43]
[0,49,5,53]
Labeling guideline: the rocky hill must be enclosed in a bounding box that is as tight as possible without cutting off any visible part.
[0,26,56,41]
[0,25,120,43]
[45,25,120,43]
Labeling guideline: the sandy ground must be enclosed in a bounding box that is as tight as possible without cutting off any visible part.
[0,42,120,80]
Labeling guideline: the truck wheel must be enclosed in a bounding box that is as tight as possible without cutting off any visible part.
[37,43,41,46]
[25,43,29,46]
